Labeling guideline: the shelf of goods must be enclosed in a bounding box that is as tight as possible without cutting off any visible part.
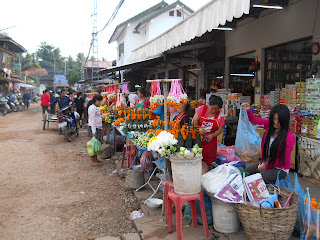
[265,49,312,92]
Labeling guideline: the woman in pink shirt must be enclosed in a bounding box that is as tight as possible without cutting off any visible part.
[242,103,295,183]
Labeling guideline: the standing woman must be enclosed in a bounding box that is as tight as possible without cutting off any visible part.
[134,87,150,110]
[192,95,225,167]
[242,103,295,183]
[88,94,104,166]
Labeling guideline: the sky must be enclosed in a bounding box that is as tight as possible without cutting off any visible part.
[1,0,211,61]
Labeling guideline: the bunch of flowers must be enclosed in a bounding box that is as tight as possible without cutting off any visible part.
[114,118,125,126]
[147,131,178,157]
[177,144,203,158]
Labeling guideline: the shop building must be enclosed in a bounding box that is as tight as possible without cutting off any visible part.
[0,34,27,97]
[109,0,193,66]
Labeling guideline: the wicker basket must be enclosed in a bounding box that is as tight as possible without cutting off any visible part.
[235,185,299,240]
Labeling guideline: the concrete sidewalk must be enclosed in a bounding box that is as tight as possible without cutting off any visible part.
[131,171,320,240]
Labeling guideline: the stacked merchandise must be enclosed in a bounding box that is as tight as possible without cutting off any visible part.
[269,89,280,106]
[306,78,320,116]
[296,82,306,106]
[209,91,243,116]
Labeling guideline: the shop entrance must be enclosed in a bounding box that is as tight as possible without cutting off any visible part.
[229,51,256,97]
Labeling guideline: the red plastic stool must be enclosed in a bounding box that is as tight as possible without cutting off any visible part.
[167,190,209,240]
[162,179,174,222]
[121,144,127,168]
[101,128,105,144]
[121,144,136,168]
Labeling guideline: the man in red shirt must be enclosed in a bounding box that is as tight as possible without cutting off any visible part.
[41,89,50,120]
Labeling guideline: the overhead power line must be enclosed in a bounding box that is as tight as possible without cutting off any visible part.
[83,0,125,79]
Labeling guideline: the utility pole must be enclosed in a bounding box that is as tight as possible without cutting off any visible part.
[91,0,99,89]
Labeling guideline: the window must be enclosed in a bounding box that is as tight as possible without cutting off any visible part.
[177,10,182,17]
[169,10,174,16]
[118,43,124,58]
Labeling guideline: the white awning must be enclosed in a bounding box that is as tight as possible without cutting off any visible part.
[18,83,36,88]
[128,0,250,63]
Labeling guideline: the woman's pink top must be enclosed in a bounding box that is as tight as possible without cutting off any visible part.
[247,110,295,170]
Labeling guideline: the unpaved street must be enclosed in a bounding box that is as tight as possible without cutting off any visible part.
[0,104,137,240]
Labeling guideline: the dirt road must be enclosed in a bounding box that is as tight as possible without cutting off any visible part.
[0,104,137,240]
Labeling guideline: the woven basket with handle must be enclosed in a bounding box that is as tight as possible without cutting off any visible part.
[235,185,299,240]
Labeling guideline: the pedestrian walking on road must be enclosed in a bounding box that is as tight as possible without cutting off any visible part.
[40,89,50,120]
[23,91,31,109]
[74,92,85,128]
[88,94,103,166]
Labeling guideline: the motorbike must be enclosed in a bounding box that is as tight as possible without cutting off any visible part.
[6,97,17,112]
[0,97,10,115]
[32,97,38,103]
[57,106,79,142]
[14,95,25,111]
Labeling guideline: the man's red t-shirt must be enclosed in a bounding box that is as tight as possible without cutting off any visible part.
[41,93,50,106]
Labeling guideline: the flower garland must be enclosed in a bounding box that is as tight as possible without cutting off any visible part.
[167,80,188,109]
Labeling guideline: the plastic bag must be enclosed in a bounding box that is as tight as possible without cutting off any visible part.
[140,151,155,170]
[275,170,293,191]
[201,164,244,203]
[217,145,243,163]
[293,173,307,236]
[214,166,244,203]
[87,137,103,156]
[235,107,262,161]
[300,188,320,240]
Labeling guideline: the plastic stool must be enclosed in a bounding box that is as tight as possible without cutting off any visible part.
[101,128,105,144]
[162,179,174,222]
[121,144,127,168]
[167,190,209,240]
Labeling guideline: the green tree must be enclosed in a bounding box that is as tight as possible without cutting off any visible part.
[26,75,40,86]
[66,70,81,86]
[76,53,85,68]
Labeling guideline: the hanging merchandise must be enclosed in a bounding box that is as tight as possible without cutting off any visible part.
[149,81,164,110]
[116,92,125,109]
[107,93,117,101]
[122,82,129,93]
[167,80,188,109]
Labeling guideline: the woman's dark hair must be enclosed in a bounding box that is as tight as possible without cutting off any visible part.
[209,95,223,108]
[263,104,290,167]
[87,94,103,108]
[77,92,83,98]
[137,87,147,97]
[181,103,190,113]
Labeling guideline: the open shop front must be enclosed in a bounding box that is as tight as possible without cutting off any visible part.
[93,0,320,238]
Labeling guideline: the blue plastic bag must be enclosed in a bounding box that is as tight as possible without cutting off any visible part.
[235,107,262,161]
[275,170,293,191]
[293,173,307,236]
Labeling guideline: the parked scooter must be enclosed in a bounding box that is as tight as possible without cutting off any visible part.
[14,95,25,111]
[0,97,10,115]
[6,97,17,112]
[57,106,79,142]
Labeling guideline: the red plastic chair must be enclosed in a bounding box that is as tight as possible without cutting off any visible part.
[162,179,174,222]
[166,190,209,240]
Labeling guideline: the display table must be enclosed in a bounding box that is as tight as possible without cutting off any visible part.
[297,135,320,180]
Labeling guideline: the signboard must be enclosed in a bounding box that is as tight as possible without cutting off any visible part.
[54,74,68,85]
[12,63,21,69]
